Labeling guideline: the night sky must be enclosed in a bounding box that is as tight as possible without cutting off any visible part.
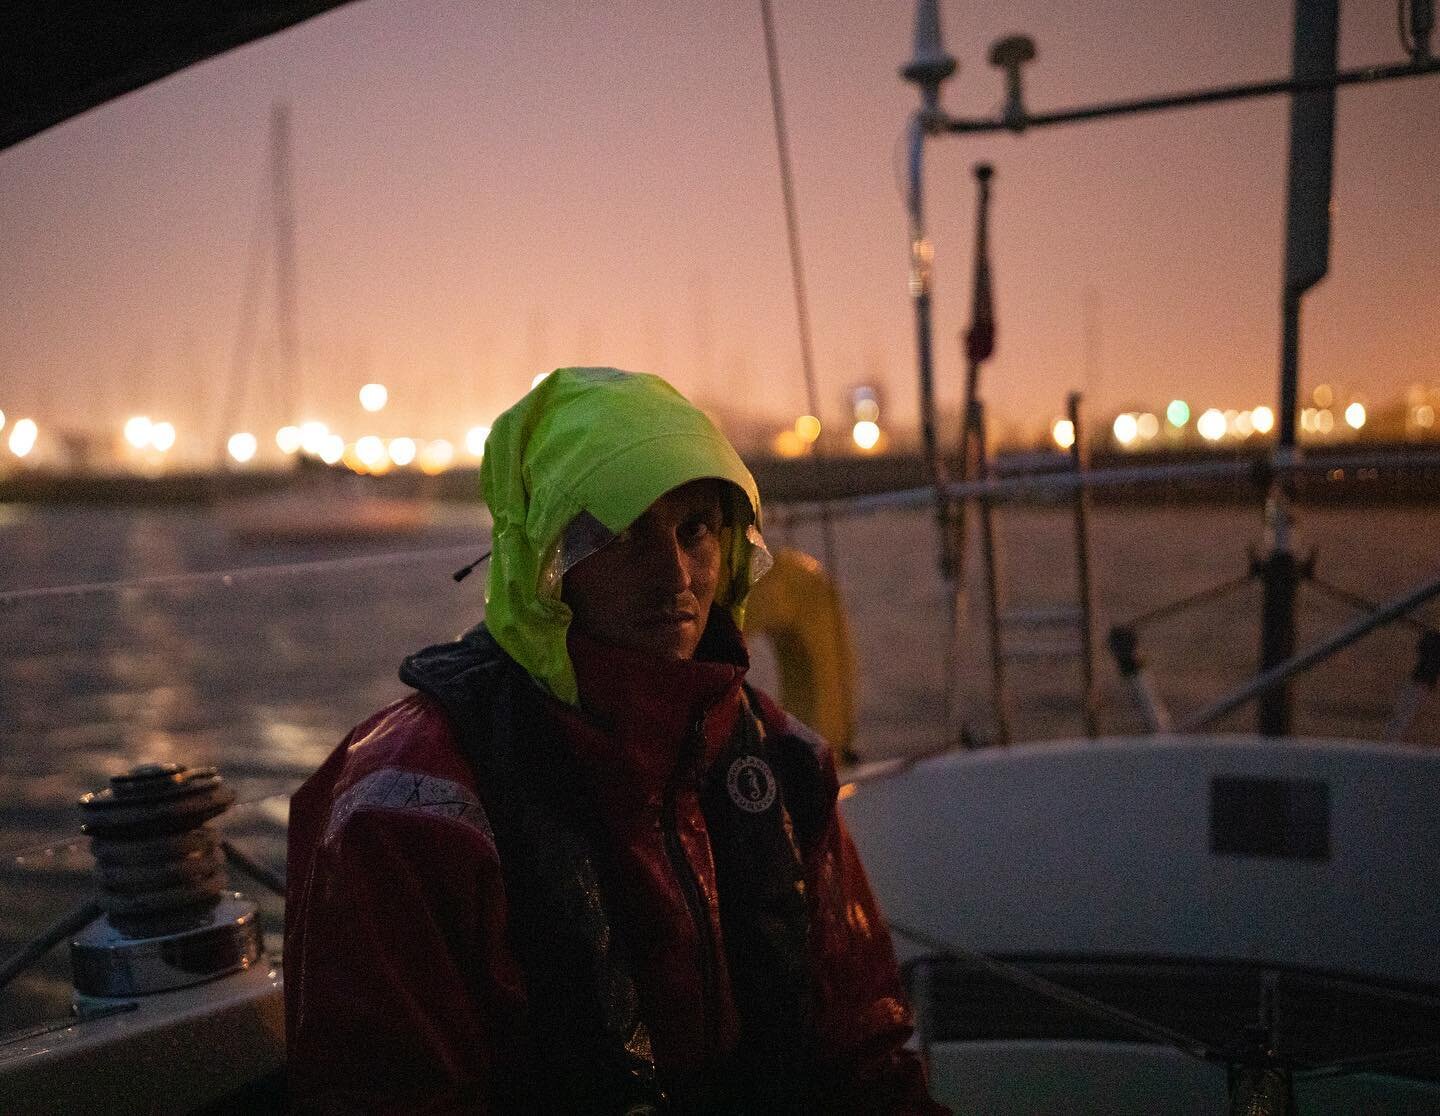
[2,0,1436,463]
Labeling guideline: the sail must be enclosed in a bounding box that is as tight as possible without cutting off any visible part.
[1,0,357,149]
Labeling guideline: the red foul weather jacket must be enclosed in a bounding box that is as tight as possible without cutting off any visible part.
[285,618,946,1113]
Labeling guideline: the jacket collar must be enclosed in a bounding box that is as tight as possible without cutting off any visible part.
[558,611,750,815]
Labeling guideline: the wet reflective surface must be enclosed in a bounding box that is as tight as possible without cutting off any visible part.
[1,500,487,1026]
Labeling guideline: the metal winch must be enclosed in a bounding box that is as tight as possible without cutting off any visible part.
[70,763,262,1000]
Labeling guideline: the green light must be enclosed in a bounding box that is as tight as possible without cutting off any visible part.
[1166,399,1190,427]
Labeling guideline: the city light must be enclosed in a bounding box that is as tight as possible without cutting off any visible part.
[773,429,806,458]
[359,383,388,412]
[1314,384,1334,407]
[419,439,455,475]
[8,380,1429,481]
[123,415,177,452]
[299,421,330,455]
[9,418,37,458]
[355,435,386,469]
[1197,408,1227,441]
[388,436,417,467]
[0,407,6,431]
[150,421,177,452]
[227,432,258,463]
[465,425,491,457]
[124,415,153,449]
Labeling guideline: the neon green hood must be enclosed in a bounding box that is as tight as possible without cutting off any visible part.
[480,367,763,704]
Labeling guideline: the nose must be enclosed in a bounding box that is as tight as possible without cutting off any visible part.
[646,530,692,597]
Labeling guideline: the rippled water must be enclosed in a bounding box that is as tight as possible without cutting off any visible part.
[1,495,1436,1027]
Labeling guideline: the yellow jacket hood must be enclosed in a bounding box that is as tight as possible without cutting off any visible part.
[480,367,764,704]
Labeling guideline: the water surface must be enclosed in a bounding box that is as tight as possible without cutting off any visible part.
[1,497,1436,1027]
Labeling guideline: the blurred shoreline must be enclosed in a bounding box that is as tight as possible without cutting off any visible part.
[2,442,1439,507]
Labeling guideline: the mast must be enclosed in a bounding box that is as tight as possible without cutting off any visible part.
[903,0,1437,745]
[901,0,959,576]
[270,103,301,433]
[214,105,296,467]
[944,162,996,741]
[1257,0,1339,736]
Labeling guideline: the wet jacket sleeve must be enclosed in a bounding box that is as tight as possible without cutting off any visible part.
[805,808,951,1115]
[286,799,521,1114]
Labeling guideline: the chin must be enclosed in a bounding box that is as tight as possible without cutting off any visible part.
[631,627,701,662]
[645,638,699,662]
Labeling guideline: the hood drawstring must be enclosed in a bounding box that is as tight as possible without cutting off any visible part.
[453,549,492,583]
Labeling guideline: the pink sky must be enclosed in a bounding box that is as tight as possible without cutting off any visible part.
[1,0,1436,463]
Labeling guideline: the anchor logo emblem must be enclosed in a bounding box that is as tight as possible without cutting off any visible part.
[726,756,776,813]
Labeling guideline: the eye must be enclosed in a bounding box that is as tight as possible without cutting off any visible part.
[678,510,722,547]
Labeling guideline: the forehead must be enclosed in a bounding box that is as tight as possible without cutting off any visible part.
[636,478,727,524]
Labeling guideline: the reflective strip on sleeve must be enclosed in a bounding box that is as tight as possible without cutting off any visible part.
[325,767,493,844]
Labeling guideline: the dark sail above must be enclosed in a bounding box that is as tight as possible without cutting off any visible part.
[1,0,357,150]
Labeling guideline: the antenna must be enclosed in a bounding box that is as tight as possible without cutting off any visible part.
[1404,0,1435,60]
[989,36,1036,131]
[902,0,958,112]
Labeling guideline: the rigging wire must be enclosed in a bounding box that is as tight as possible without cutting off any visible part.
[758,0,837,577]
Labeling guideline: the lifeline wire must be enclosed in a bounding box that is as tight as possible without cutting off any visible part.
[4,788,295,864]
[0,544,482,607]
[888,920,1222,1064]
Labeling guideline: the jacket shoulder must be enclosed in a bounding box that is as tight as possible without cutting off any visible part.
[300,693,493,847]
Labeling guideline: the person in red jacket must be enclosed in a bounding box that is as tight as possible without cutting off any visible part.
[284,368,946,1113]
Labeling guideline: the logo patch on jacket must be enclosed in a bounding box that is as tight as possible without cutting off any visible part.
[726,755,777,813]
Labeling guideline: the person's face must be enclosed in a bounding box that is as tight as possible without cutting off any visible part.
[563,480,726,661]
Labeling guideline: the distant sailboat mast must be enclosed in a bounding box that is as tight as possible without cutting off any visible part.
[269,103,302,434]
[215,103,302,467]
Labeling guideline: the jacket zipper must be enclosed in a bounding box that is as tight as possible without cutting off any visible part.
[662,713,719,1055]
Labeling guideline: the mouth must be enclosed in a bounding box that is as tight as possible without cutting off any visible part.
[639,610,698,629]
